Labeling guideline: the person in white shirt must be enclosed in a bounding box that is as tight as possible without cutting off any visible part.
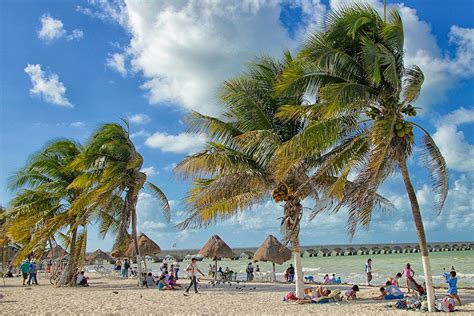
[76,271,89,287]
[184,258,205,295]
[365,259,372,286]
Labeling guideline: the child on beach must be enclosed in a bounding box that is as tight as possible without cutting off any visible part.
[375,281,403,300]
[391,273,402,287]
[323,274,330,284]
[402,263,415,293]
[365,259,372,286]
[345,285,360,300]
[157,275,172,290]
[446,271,462,306]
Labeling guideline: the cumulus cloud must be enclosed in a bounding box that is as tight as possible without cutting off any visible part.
[37,14,83,42]
[141,166,159,176]
[106,52,128,75]
[70,121,85,127]
[127,113,151,124]
[24,64,72,107]
[432,107,474,173]
[130,129,150,138]
[145,132,207,154]
[79,0,327,115]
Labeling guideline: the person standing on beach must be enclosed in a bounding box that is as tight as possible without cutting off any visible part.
[173,260,180,280]
[122,258,130,278]
[27,260,38,285]
[365,259,372,286]
[246,262,254,281]
[402,263,415,293]
[20,259,30,286]
[184,258,205,295]
[288,264,295,282]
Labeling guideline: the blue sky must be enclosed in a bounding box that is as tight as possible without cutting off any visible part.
[1,0,473,251]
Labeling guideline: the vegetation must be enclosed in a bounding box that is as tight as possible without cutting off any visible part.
[175,53,392,297]
[275,4,447,311]
[3,123,170,286]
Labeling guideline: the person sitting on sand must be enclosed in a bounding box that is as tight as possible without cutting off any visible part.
[402,263,414,293]
[76,271,89,287]
[375,281,403,300]
[330,274,336,283]
[145,272,155,287]
[323,274,330,284]
[168,273,182,289]
[391,273,402,287]
[157,275,172,290]
[345,285,360,300]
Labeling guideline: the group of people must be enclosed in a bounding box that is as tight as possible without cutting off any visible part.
[19,258,38,286]
[322,274,342,284]
[114,258,132,278]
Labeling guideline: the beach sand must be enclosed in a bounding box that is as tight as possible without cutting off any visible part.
[1,274,473,315]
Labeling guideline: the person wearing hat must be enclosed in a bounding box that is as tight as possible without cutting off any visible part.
[27,259,38,285]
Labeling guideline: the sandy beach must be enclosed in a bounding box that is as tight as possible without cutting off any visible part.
[1,274,473,315]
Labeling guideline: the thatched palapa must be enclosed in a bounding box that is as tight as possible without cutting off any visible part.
[253,235,292,282]
[124,233,161,257]
[45,245,68,260]
[86,249,114,263]
[199,235,233,280]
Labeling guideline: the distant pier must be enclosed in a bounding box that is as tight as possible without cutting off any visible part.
[156,241,474,261]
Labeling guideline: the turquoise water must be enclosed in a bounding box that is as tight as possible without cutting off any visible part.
[133,250,474,287]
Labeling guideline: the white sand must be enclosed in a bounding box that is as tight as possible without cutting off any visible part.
[1,274,473,315]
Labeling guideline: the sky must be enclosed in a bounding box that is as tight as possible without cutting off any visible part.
[0,0,473,252]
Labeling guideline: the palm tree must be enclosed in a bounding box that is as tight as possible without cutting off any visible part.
[175,54,392,298]
[5,139,98,285]
[69,122,170,286]
[276,5,447,311]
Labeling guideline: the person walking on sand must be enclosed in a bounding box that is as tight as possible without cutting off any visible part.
[184,258,205,295]
[365,258,372,286]
[446,270,461,306]
[27,260,39,285]
[20,259,30,286]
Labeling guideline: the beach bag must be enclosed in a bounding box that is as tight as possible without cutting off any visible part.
[439,296,455,312]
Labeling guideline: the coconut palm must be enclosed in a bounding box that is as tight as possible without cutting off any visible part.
[69,122,170,286]
[276,5,447,311]
[175,54,392,298]
[5,140,95,285]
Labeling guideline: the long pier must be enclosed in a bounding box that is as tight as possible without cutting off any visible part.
[156,241,474,261]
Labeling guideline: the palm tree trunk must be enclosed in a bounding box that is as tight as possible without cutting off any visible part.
[58,225,78,286]
[292,237,304,298]
[130,192,143,287]
[284,196,304,298]
[399,157,435,312]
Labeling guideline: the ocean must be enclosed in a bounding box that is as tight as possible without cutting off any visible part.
[133,250,474,287]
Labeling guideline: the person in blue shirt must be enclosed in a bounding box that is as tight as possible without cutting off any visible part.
[27,260,39,285]
[446,271,461,306]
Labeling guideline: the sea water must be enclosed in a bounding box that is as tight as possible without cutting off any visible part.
[138,250,474,287]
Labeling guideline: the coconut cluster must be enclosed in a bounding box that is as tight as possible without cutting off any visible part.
[401,104,417,116]
[394,121,413,138]
[272,183,290,202]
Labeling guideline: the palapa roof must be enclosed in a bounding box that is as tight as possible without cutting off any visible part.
[199,235,233,259]
[86,249,113,263]
[124,233,161,257]
[253,235,291,265]
[45,245,68,260]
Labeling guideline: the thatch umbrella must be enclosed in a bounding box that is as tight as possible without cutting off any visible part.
[253,235,291,282]
[124,233,161,272]
[86,249,114,265]
[199,235,233,280]
[45,245,68,260]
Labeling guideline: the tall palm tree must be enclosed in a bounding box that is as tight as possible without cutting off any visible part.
[276,5,447,311]
[69,122,170,286]
[175,54,392,297]
[5,139,99,285]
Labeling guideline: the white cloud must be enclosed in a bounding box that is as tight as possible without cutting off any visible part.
[81,0,326,115]
[163,162,177,171]
[130,129,150,138]
[127,113,151,125]
[141,166,159,176]
[145,132,207,154]
[432,107,474,173]
[24,64,72,107]
[70,121,85,128]
[38,14,83,42]
[106,52,128,75]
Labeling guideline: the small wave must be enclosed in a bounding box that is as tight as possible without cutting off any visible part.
[302,267,321,272]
